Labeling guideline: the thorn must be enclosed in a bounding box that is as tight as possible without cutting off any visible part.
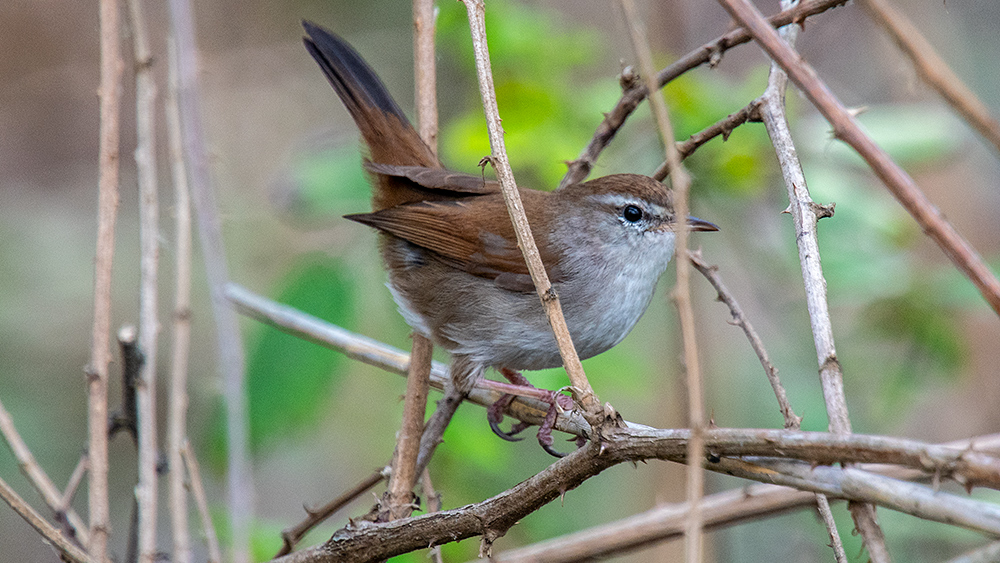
[845,105,869,118]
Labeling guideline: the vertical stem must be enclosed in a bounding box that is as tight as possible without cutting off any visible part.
[385,0,438,522]
[166,37,194,563]
[727,0,886,558]
[126,0,160,560]
[461,0,597,415]
[167,1,253,560]
[89,0,123,559]
[617,1,705,560]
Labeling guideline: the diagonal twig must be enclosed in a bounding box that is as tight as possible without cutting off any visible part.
[0,474,98,563]
[460,0,598,419]
[857,0,1000,157]
[561,0,851,188]
[688,250,801,429]
[0,397,90,546]
[718,0,1000,320]
[722,0,886,557]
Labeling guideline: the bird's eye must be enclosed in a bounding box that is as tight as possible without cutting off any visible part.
[622,204,643,223]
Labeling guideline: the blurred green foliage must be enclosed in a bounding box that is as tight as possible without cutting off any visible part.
[206,254,355,466]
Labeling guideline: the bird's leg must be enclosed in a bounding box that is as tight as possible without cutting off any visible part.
[486,368,575,457]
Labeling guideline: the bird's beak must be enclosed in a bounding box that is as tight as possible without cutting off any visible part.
[686,216,719,232]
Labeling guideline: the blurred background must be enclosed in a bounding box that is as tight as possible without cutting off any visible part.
[2,0,999,561]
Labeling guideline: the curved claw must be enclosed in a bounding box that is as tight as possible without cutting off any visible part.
[489,417,525,442]
[540,441,569,458]
[536,399,571,458]
[488,394,524,442]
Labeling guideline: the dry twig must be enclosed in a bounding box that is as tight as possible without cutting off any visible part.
[617,0,706,559]
[718,0,1000,320]
[461,0,598,417]
[561,0,851,187]
[0,397,90,546]
[165,34,194,563]
[0,474,98,563]
[167,1,253,560]
[126,0,161,558]
[857,0,1000,156]
[88,0,124,558]
[181,441,221,563]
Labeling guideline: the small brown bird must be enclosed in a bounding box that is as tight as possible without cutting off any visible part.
[302,22,716,455]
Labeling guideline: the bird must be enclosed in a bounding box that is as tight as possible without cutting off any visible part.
[302,21,717,456]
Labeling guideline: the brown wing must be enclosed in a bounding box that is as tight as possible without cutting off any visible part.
[364,162,501,195]
[346,191,562,291]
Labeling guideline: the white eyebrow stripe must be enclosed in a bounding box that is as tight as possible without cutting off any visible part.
[590,193,670,218]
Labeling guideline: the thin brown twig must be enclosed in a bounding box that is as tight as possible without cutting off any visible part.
[89,0,123,558]
[181,441,221,563]
[0,474,98,563]
[460,0,598,419]
[720,0,1000,319]
[489,436,1000,562]
[60,455,90,515]
[167,1,254,560]
[0,397,90,546]
[384,334,432,521]
[560,0,850,188]
[747,0,864,557]
[126,0,161,558]
[384,0,439,523]
[857,0,1000,156]
[420,469,444,563]
[617,1,705,560]
[652,100,761,181]
[688,250,800,429]
[165,34,194,563]
[275,467,391,557]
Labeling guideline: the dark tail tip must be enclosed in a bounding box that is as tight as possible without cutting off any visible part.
[301,20,408,123]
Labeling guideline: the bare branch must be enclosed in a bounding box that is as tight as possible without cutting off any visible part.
[652,100,761,182]
[489,485,816,562]
[270,435,1000,563]
[276,467,390,558]
[167,1,253,560]
[125,0,161,558]
[561,0,851,188]
[618,1,706,559]
[460,0,598,416]
[718,0,1000,319]
[181,441,221,563]
[0,474,98,563]
[88,0,124,558]
[688,251,800,429]
[0,397,90,546]
[384,0,440,523]
[857,0,1000,156]
[165,34,194,563]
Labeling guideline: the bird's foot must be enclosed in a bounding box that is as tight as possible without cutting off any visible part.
[486,369,576,457]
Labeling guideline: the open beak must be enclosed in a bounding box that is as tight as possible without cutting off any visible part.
[686,216,719,232]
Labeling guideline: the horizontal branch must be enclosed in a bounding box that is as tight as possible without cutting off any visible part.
[273,428,1000,563]
[229,283,1000,489]
[490,484,815,562]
